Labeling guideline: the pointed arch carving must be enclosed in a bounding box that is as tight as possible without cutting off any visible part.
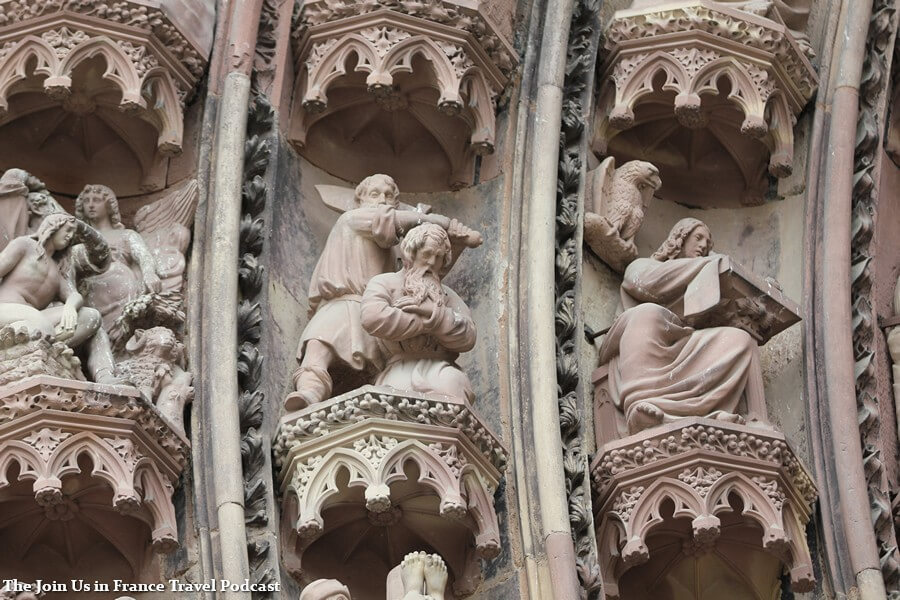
[594,1,817,206]
[276,387,507,597]
[289,8,513,190]
[591,419,818,596]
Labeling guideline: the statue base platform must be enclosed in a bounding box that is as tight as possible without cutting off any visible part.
[590,418,816,599]
[0,375,189,582]
[274,386,508,599]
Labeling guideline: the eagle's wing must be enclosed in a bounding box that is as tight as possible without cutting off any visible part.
[587,156,616,215]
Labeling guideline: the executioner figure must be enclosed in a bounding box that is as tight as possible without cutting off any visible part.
[361,223,476,402]
[285,174,482,411]
[0,213,119,383]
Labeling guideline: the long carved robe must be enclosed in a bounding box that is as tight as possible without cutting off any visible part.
[299,205,400,372]
[361,271,476,402]
[597,256,757,433]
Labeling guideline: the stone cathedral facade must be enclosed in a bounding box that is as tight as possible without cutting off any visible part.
[0,1,897,600]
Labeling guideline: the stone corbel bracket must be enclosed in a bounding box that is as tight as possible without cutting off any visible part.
[0,375,189,555]
[594,1,817,180]
[289,3,516,181]
[590,418,817,599]
[274,386,508,596]
[0,2,209,155]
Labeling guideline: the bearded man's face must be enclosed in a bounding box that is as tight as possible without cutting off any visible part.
[403,237,447,305]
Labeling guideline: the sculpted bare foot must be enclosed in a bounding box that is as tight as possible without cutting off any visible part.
[423,554,448,600]
[630,402,664,431]
[400,551,427,599]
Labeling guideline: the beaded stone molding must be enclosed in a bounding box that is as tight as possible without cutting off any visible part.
[275,386,508,597]
[590,418,817,599]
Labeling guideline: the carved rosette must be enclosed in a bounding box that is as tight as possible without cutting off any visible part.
[274,386,507,597]
[289,2,516,189]
[0,375,189,562]
[590,418,817,599]
[0,1,209,155]
[594,1,817,192]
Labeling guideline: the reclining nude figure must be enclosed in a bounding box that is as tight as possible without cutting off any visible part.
[286,174,482,411]
[0,213,119,383]
[598,217,766,433]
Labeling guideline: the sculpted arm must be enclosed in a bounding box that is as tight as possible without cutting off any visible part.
[425,289,476,352]
[361,276,425,341]
[622,255,724,305]
[126,230,161,292]
[0,238,25,280]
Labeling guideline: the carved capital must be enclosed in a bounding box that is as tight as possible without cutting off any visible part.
[289,3,517,190]
[0,2,211,159]
[594,1,818,207]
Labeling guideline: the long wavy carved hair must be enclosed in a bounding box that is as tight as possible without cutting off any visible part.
[30,213,76,258]
[651,217,712,261]
[75,184,124,229]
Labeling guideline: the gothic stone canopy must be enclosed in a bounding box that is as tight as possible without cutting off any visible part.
[593,0,817,207]
[289,0,517,191]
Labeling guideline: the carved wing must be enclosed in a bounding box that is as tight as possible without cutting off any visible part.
[133,179,199,294]
[587,156,616,215]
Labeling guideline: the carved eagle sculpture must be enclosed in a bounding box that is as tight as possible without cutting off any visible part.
[584,157,661,273]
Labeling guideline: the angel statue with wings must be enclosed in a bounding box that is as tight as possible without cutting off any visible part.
[72,181,198,351]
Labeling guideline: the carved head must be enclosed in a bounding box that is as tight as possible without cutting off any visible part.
[651,218,713,261]
[125,327,186,366]
[615,160,661,198]
[76,184,124,229]
[355,174,400,208]
[400,223,452,275]
[299,579,352,600]
[32,213,77,256]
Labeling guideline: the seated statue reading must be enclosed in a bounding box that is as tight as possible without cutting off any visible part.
[598,218,765,433]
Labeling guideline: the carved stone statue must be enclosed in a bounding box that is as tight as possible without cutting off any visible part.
[597,218,769,433]
[361,223,476,402]
[286,174,482,411]
[0,213,119,383]
[584,157,661,272]
[72,181,197,348]
[0,168,64,250]
[386,552,449,600]
[73,184,162,333]
[114,327,194,434]
[299,580,352,600]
